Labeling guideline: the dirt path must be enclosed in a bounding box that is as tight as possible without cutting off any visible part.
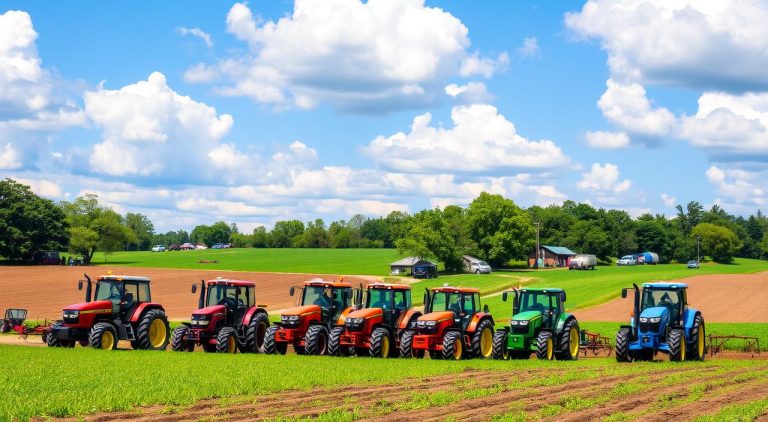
[0,266,376,320]
[575,272,768,322]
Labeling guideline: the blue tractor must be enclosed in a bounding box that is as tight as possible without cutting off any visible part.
[616,282,706,362]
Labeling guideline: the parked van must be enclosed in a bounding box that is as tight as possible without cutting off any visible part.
[616,255,637,266]
[569,254,597,270]
[461,255,492,274]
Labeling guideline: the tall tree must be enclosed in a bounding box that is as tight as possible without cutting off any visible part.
[270,220,305,247]
[691,223,742,262]
[124,212,155,250]
[467,193,534,266]
[61,195,136,263]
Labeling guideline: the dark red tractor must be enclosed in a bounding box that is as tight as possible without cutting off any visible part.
[171,278,270,353]
[329,283,422,358]
[48,274,170,350]
[265,279,361,355]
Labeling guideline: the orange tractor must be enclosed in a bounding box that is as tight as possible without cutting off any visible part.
[400,286,495,360]
[329,283,422,358]
[265,279,361,355]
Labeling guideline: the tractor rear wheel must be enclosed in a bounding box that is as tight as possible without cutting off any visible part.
[687,315,706,361]
[171,326,194,352]
[0,320,10,333]
[135,309,170,351]
[328,326,353,357]
[535,331,555,360]
[399,330,424,358]
[244,312,269,353]
[216,327,239,353]
[370,327,392,358]
[304,325,329,355]
[491,330,509,360]
[556,319,580,361]
[89,322,118,350]
[442,331,464,360]
[615,328,633,363]
[669,328,686,362]
[471,319,494,359]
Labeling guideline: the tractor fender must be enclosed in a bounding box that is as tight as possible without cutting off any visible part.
[555,313,576,334]
[336,306,356,325]
[242,306,268,325]
[397,309,422,330]
[129,303,165,323]
[681,308,701,338]
[467,313,494,333]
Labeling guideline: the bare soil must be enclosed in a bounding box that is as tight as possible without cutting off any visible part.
[575,272,768,322]
[0,265,376,320]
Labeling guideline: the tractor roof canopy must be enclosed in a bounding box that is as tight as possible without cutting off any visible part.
[520,287,564,294]
[97,275,151,283]
[206,279,255,287]
[431,286,480,294]
[643,282,688,290]
[367,283,410,291]
[304,280,352,288]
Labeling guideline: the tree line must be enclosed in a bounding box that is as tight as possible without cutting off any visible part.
[1,178,767,266]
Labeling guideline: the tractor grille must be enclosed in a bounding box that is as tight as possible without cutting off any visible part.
[511,325,529,335]
[639,322,660,333]
[345,322,364,332]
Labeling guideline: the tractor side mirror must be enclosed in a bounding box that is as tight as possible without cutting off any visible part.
[561,292,567,303]
[289,286,295,296]
[236,287,242,296]
[78,280,83,290]
[483,304,489,313]
[191,284,197,294]
[502,291,508,302]
[621,289,628,299]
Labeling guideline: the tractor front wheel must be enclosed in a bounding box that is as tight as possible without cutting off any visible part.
[171,326,194,352]
[556,319,580,361]
[615,328,633,363]
[89,323,118,351]
[0,320,10,333]
[304,325,329,355]
[491,330,509,360]
[328,326,352,357]
[669,328,686,362]
[399,329,424,359]
[264,326,284,354]
[135,309,170,350]
[370,327,392,358]
[244,312,269,353]
[535,331,555,360]
[442,331,464,360]
[47,332,74,348]
[687,315,706,361]
[471,319,494,359]
[216,327,239,353]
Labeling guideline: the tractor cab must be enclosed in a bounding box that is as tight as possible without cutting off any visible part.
[192,279,256,327]
[638,283,686,327]
[503,288,565,331]
[78,275,152,322]
[290,280,360,324]
[364,283,412,327]
[421,286,485,332]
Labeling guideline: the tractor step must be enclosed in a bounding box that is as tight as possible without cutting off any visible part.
[125,325,136,341]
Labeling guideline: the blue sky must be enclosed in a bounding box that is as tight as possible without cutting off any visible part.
[1,1,767,232]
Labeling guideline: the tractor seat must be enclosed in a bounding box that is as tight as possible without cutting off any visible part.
[123,293,136,319]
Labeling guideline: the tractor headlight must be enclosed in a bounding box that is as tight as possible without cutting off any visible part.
[510,320,519,326]
[347,318,364,325]
[649,317,661,323]
[281,315,300,322]
[191,314,211,326]
[639,317,648,323]
[519,320,529,326]
[62,310,79,323]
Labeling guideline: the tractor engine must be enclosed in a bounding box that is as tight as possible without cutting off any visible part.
[276,305,321,343]
[635,307,671,347]
[506,310,543,349]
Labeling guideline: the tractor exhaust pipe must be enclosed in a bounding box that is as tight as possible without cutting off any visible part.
[198,280,206,309]
[84,274,92,302]
[632,283,640,338]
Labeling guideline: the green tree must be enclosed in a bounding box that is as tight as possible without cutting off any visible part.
[467,193,534,266]
[0,178,69,261]
[61,194,135,263]
[396,206,476,272]
[675,201,704,235]
[296,219,329,248]
[252,226,270,248]
[124,212,154,250]
[270,220,305,247]
[691,223,742,263]
[562,221,611,261]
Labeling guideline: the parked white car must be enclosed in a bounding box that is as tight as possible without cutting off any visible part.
[616,255,636,266]
[151,245,166,252]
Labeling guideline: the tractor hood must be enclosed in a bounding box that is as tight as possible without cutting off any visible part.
[346,307,382,320]
[640,307,668,319]
[512,310,542,322]
[64,300,112,312]
[281,305,322,318]
[192,305,225,317]
[418,311,454,323]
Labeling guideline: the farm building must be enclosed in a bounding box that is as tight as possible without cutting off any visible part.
[390,257,437,276]
[528,245,577,268]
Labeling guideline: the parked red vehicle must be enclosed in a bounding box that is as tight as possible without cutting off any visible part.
[171,278,269,353]
[48,274,170,350]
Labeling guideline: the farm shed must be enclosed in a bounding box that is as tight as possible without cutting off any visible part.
[529,245,577,268]
[390,257,436,276]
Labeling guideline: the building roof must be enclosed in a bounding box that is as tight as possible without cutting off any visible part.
[541,245,577,256]
[390,256,434,266]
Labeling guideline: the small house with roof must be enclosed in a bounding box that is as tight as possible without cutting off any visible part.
[529,245,577,268]
[390,256,437,276]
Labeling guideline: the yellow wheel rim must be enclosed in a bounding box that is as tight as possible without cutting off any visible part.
[569,327,579,357]
[149,319,167,348]
[546,337,554,360]
[102,331,114,350]
[228,335,236,353]
[454,338,463,360]
[680,332,686,360]
[381,336,390,358]
[698,326,705,357]
[480,328,492,358]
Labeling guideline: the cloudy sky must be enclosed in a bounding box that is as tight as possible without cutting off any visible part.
[1,1,767,232]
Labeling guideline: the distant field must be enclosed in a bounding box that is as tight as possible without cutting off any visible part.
[89,248,402,275]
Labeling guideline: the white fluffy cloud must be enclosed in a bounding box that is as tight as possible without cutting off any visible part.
[444,82,493,104]
[0,10,48,116]
[84,72,234,178]
[14,177,63,198]
[365,104,569,173]
[584,130,629,149]
[577,163,632,203]
[660,193,677,208]
[597,79,676,136]
[518,37,539,57]
[706,165,767,208]
[0,143,21,169]
[185,1,506,111]
[176,27,212,48]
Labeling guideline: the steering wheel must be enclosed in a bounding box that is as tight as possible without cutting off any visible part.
[220,297,238,309]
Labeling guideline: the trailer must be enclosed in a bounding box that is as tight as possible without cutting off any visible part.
[569,254,597,270]
[634,252,659,265]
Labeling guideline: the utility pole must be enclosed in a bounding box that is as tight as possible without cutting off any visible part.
[535,222,540,269]
[696,236,701,263]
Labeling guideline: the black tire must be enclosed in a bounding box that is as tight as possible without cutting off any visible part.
[429,350,443,360]
[216,327,239,353]
[304,325,329,355]
[135,309,170,350]
[535,331,554,360]
[0,320,10,333]
[244,312,269,353]
[635,350,655,361]
[556,319,580,361]
[399,330,424,358]
[471,319,494,359]
[41,331,49,344]
[668,328,686,362]
[171,326,194,352]
[354,347,368,357]
[687,315,706,361]
[491,330,509,360]
[616,328,633,363]
[46,331,62,347]
[328,326,353,357]
[510,351,531,360]
[369,327,392,358]
[88,322,118,350]
[264,326,281,354]
[475,269,480,274]
[442,331,464,360]
[202,342,217,353]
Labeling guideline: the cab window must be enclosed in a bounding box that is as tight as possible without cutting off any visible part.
[138,282,151,302]
[332,288,350,309]
[394,290,410,311]
[462,293,477,313]
[123,282,139,305]
[245,287,255,308]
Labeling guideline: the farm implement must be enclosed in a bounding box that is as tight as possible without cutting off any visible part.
[265,279,362,355]
[171,278,269,353]
[616,282,706,362]
[1,309,53,342]
[400,286,495,360]
[330,282,422,358]
[492,288,580,360]
[48,274,170,350]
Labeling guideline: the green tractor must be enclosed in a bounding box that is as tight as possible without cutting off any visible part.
[491,287,580,360]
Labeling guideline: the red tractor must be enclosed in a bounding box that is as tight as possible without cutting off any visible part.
[265,279,361,356]
[48,274,170,351]
[400,286,495,360]
[171,278,270,353]
[329,283,422,358]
